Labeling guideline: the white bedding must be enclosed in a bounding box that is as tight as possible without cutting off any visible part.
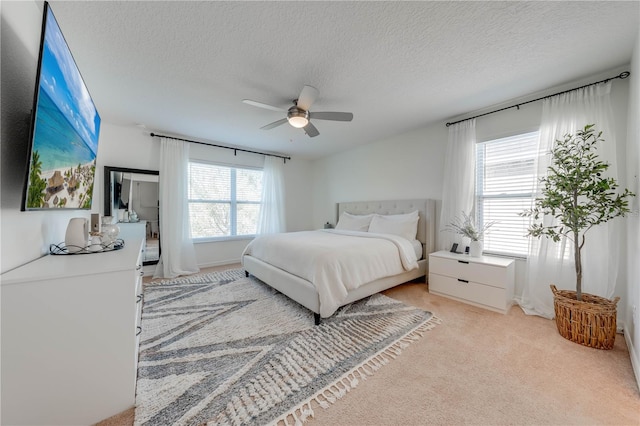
[242,229,418,317]
[411,239,423,260]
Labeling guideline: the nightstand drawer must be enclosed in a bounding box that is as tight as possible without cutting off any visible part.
[429,273,509,312]
[429,255,508,288]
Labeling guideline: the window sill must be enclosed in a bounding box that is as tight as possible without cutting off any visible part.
[193,235,256,244]
[482,251,528,261]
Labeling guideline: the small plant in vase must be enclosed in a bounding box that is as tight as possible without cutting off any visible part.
[446,211,496,256]
[521,124,635,349]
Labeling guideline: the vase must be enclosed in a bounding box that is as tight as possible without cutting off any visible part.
[469,240,483,257]
[89,235,103,252]
[102,223,120,245]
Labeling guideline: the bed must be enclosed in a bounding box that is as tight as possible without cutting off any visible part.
[242,199,436,324]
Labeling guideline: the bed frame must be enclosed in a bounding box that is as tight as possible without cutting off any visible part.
[243,199,436,324]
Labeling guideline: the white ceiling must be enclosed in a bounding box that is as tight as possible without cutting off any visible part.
[47,1,639,160]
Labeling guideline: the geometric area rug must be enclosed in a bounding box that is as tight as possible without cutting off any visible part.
[134,269,440,426]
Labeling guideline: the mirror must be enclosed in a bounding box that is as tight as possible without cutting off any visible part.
[104,166,160,265]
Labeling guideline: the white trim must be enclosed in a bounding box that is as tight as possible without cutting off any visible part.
[193,235,254,243]
[197,258,242,269]
[623,325,640,393]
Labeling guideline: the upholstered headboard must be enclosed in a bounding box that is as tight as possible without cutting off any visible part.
[337,199,436,257]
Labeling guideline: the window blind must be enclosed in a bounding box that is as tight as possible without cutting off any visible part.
[188,162,263,239]
[476,131,539,256]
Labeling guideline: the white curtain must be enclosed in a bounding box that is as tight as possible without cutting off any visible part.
[520,82,619,318]
[154,138,200,279]
[439,119,477,250]
[257,156,285,234]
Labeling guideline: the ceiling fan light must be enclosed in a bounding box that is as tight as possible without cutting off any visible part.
[288,116,309,128]
[287,107,310,128]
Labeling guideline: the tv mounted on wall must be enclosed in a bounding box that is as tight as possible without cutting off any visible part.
[21,1,101,210]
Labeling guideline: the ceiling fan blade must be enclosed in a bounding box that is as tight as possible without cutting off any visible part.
[260,118,288,130]
[296,85,319,111]
[303,122,320,138]
[309,111,354,122]
[243,99,286,112]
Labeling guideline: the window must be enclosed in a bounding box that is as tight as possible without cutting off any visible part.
[476,131,539,257]
[188,162,263,239]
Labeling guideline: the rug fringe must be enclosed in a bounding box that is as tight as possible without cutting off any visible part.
[147,268,245,286]
[268,314,442,426]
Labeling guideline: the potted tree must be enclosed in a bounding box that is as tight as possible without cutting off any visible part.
[521,124,635,349]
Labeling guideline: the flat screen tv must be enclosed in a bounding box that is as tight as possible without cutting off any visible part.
[22,1,101,210]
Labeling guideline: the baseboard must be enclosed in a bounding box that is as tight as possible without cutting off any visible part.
[623,325,640,393]
[143,259,241,277]
[197,258,242,269]
[143,264,156,277]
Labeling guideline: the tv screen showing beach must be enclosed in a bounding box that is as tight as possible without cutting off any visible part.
[23,3,101,210]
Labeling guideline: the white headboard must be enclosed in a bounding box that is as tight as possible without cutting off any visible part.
[337,199,436,257]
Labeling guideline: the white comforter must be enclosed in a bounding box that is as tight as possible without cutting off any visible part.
[241,229,418,317]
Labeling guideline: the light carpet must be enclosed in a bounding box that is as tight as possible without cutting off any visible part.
[134,269,440,426]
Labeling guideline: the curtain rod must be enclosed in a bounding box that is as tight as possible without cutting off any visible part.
[150,132,291,163]
[445,71,630,127]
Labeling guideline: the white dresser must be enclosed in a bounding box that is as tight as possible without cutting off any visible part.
[428,250,515,314]
[0,231,144,425]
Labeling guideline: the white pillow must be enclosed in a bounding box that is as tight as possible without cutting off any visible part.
[335,212,374,232]
[378,210,419,221]
[368,214,419,241]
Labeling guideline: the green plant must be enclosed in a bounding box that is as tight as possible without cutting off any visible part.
[27,150,47,208]
[446,210,496,241]
[521,124,635,300]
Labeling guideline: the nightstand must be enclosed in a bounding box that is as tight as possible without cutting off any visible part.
[428,250,515,314]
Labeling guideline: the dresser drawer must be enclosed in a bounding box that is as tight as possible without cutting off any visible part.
[429,255,508,288]
[429,273,510,312]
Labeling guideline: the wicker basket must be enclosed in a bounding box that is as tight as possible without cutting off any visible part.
[550,285,620,350]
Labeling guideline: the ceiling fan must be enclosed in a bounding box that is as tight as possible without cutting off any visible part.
[242,85,353,138]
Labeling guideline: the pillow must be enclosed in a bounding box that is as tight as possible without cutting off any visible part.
[368,214,419,241]
[377,210,419,221]
[335,212,374,232]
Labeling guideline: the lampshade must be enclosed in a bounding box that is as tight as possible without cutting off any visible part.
[288,116,309,128]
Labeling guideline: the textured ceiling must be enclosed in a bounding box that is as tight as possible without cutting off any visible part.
[47,1,639,160]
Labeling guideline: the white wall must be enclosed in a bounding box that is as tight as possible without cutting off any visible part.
[624,27,640,390]
[312,124,448,228]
